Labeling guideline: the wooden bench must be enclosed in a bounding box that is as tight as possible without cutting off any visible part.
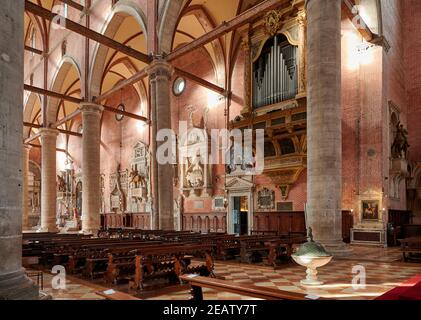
[42,239,155,267]
[400,237,421,262]
[129,244,215,290]
[180,275,328,300]
[103,242,196,285]
[82,242,167,279]
[239,235,293,263]
[214,236,241,260]
[239,236,275,263]
[265,236,308,267]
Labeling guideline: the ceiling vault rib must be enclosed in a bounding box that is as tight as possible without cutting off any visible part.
[24,1,151,64]
[94,69,148,103]
[24,85,149,127]
[95,0,282,100]
[166,0,282,62]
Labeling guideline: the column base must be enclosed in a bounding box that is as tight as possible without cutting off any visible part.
[318,240,353,258]
[80,229,98,237]
[37,226,59,233]
[0,269,39,300]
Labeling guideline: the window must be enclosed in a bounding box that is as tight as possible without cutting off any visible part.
[173,77,186,96]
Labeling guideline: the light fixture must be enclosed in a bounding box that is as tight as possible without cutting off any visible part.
[173,77,186,96]
[115,103,125,121]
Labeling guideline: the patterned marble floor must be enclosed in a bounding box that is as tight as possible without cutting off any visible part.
[30,245,421,300]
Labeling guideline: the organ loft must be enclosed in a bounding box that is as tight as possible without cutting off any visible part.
[0,0,421,303]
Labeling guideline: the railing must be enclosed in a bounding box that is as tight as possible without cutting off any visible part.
[26,271,43,290]
[180,275,328,300]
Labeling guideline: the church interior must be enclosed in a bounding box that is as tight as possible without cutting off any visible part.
[1,0,421,301]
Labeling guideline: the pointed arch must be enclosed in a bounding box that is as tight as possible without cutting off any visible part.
[159,0,187,55]
[89,0,148,99]
[23,93,42,138]
[47,56,82,125]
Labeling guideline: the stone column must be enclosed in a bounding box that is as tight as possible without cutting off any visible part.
[22,144,32,231]
[39,128,59,232]
[306,0,349,254]
[147,58,174,230]
[80,103,103,235]
[0,0,39,299]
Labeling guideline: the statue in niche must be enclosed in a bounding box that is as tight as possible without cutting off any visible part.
[174,194,184,230]
[129,168,146,189]
[186,105,196,128]
[225,136,254,174]
[57,174,66,192]
[186,152,204,188]
[391,122,410,159]
[110,163,126,213]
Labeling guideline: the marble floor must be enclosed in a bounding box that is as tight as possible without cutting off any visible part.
[28,246,421,300]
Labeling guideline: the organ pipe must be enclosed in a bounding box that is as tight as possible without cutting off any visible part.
[253,35,298,109]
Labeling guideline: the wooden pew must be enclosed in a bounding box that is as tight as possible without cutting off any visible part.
[400,237,421,262]
[180,275,328,300]
[81,242,168,279]
[103,242,195,284]
[41,239,154,266]
[265,236,308,267]
[239,236,280,263]
[128,244,215,290]
[23,233,91,257]
[214,235,241,260]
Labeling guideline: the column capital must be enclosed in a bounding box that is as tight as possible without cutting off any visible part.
[23,144,32,152]
[39,127,59,138]
[79,103,104,115]
[146,58,173,80]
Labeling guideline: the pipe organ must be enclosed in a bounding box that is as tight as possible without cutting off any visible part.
[253,35,298,109]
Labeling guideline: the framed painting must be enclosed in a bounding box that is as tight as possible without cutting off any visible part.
[362,200,380,221]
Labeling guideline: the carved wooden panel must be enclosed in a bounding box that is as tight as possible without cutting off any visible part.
[132,213,151,230]
[182,212,226,233]
[253,211,354,241]
[100,213,151,230]
[253,211,306,235]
